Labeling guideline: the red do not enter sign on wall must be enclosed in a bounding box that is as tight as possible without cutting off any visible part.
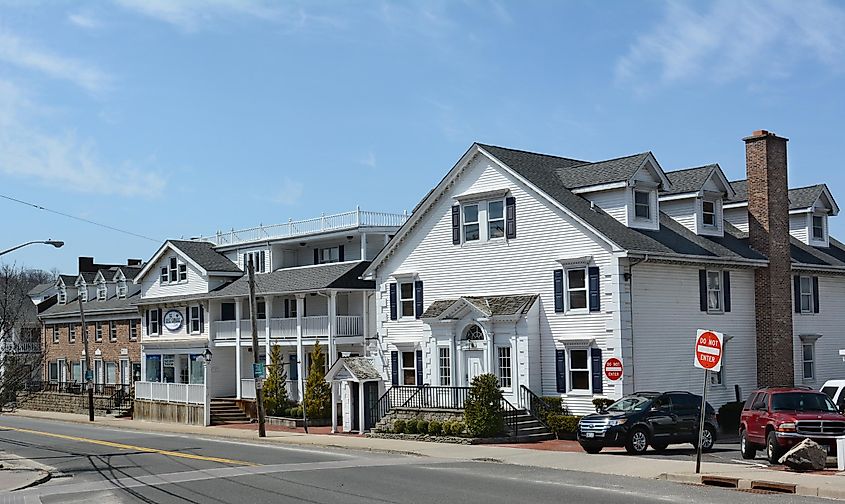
[604,358,623,381]
[694,329,723,372]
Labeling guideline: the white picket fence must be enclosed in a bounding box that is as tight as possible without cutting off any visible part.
[135,382,205,405]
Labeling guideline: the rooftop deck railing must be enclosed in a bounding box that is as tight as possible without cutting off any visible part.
[194,208,409,247]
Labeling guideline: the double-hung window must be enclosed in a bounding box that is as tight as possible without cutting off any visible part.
[813,215,825,241]
[569,349,590,392]
[439,347,451,386]
[566,269,588,311]
[109,321,117,341]
[463,204,480,242]
[149,309,160,336]
[803,343,815,381]
[69,324,76,343]
[130,320,138,340]
[488,200,505,239]
[706,270,723,313]
[634,190,651,219]
[52,325,59,343]
[399,282,415,318]
[189,306,202,334]
[497,346,512,388]
[95,322,103,342]
[97,283,107,301]
[799,276,813,314]
[401,351,416,385]
[702,200,716,227]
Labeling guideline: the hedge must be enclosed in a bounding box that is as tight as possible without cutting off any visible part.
[546,414,581,440]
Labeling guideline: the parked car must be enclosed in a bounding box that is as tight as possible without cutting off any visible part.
[821,380,845,413]
[739,387,845,464]
[577,391,718,455]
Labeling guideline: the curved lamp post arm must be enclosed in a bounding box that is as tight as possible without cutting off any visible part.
[0,240,64,257]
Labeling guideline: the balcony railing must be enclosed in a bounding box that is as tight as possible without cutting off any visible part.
[194,208,409,247]
[213,315,363,341]
[135,381,204,405]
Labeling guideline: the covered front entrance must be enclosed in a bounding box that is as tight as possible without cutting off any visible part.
[325,357,385,433]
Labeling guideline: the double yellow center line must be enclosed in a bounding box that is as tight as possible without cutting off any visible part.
[0,425,255,466]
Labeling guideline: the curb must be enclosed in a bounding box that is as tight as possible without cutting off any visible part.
[7,469,51,492]
[659,472,845,500]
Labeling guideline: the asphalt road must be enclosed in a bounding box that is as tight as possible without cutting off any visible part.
[0,416,828,504]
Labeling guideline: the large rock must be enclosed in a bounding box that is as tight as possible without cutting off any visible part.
[778,438,827,471]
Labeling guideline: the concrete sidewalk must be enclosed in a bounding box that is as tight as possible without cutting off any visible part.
[0,451,52,492]
[4,409,845,499]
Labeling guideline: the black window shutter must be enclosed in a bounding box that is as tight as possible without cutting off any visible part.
[699,270,707,312]
[451,205,461,245]
[415,349,423,386]
[390,351,399,385]
[588,266,600,312]
[144,309,149,334]
[389,283,398,321]
[505,196,516,239]
[414,280,424,319]
[199,305,204,328]
[289,354,298,381]
[813,276,820,313]
[553,270,564,313]
[591,348,603,394]
[723,271,731,313]
[555,349,567,392]
[339,245,345,262]
[158,309,163,333]
[185,307,190,325]
[793,275,801,313]
[313,249,319,265]
[284,299,290,318]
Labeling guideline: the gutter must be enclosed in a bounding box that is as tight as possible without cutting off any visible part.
[626,250,769,268]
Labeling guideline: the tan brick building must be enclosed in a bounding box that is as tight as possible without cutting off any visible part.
[39,257,143,391]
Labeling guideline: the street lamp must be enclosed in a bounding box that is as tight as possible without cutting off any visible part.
[199,348,213,426]
[0,240,64,257]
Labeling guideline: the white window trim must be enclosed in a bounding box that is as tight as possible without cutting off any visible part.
[811,214,827,243]
[79,286,88,302]
[564,267,589,314]
[706,270,724,314]
[799,334,822,382]
[799,276,814,315]
[438,346,451,386]
[57,288,66,305]
[129,320,138,341]
[117,281,127,299]
[400,350,417,386]
[318,247,341,265]
[95,322,103,342]
[97,283,107,301]
[802,342,815,382]
[148,308,160,336]
[460,198,507,244]
[633,189,652,221]
[69,324,76,343]
[496,345,512,390]
[487,199,506,241]
[109,321,117,341]
[567,347,592,396]
[161,257,188,286]
[462,202,480,243]
[702,200,718,228]
[398,280,416,320]
[189,306,202,334]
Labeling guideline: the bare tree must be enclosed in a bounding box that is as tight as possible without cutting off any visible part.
[0,263,53,406]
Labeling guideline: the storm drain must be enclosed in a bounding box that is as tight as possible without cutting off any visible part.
[700,476,739,488]
[749,481,796,494]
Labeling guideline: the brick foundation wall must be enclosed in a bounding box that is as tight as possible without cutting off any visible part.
[16,391,117,415]
[745,130,795,387]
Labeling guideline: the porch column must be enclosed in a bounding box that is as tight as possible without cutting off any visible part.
[358,380,366,433]
[296,294,305,401]
[450,336,457,387]
[264,296,273,366]
[235,299,242,399]
[360,233,368,261]
[331,381,338,433]
[328,291,337,366]
[362,291,370,348]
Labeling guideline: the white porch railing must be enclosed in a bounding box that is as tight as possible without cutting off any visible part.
[215,315,363,341]
[194,209,409,247]
[241,379,256,399]
[135,382,205,405]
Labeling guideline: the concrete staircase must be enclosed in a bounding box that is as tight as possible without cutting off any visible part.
[210,399,251,425]
[507,410,555,442]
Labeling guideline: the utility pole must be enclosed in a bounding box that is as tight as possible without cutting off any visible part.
[247,256,266,437]
[78,295,94,422]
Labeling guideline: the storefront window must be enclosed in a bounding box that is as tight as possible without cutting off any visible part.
[146,355,161,382]
[190,354,204,384]
[178,355,189,383]
[163,354,176,383]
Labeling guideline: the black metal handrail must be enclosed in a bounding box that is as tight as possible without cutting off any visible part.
[369,385,473,429]
[25,381,129,398]
[500,397,520,437]
[518,385,555,428]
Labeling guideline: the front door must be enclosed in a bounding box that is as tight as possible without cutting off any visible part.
[363,381,379,431]
[120,359,130,387]
[464,351,484,385]
[350,382,360,432]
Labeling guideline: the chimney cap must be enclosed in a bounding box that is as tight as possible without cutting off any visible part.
[744,129,788,142]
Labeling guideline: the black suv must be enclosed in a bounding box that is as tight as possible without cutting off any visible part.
[577,391,718,455]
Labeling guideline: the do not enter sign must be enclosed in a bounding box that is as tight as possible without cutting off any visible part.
[604,358,623,381]
[694,329,723,372]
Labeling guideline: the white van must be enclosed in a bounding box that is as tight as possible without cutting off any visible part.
[821,380,845,413]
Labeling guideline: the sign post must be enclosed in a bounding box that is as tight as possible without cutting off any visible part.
[694,329,723,474]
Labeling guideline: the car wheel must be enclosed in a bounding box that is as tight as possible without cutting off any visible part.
[740,429,757,460]
[625,427,649,455]
[580,444,602,454]
[766,431,783,464]
[698,425,717,453]
[651,443,668,453]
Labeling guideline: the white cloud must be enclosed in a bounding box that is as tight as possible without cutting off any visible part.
[0,28,111,93]
[114,0,293,32]
[274,178,304,206]
[0,80,165,197]
[616,0,845,91]
[67,11,103,30]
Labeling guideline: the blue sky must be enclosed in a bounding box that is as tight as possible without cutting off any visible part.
[2,0,845,273]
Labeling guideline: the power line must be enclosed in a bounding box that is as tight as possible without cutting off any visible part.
[0,193,160,243]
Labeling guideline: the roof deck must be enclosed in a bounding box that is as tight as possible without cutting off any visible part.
[194,208,409,247]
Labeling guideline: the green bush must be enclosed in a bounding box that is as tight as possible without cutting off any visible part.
[441,421,453,436]
[393,419,406,434]
[428,420,442,436]
[592,398,614,412]
[289,405,303,418]
[718,401,744,434]
[546,414,581,440]
[464,373,505,438]
[452,421,466,437]
[304,342,332,419]
[407,418,419,434]
[537,396,571,423]
[416,420,429,435]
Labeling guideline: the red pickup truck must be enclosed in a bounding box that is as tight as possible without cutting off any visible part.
[740,387,845,463]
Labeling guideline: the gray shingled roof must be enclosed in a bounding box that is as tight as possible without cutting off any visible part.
[662,165,718,195]
[134,261,373,305]
[556,153,652,190]
[422,294,538,319]
[40,286,143,318]
[728,181,828,211]
[58,275,77,286]
[327,357,382,381]
[28,282,55,296]
[170,240,242,273]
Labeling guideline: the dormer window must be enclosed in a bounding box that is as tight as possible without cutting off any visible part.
[702,201,717,227]
[161,257,188,285]
[812,215,826,241]
[79,286,88,302]
[634,190,651,220]
[97,283,107,301]
[117,280,127,298]
[57,287,66,304]
[463,204,479,241]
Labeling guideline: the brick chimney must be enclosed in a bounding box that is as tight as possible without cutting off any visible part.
[78,256,95,273]
[744,130,794,387]
[127,259,142,267]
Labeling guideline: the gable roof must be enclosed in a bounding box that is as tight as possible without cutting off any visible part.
[133,239,242,282]
[661,164,736,199]
[727,181,839,214]
[325,357,382,382]
[422,294,538,319]
[39,286,142,319]
[28,282,55,296]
